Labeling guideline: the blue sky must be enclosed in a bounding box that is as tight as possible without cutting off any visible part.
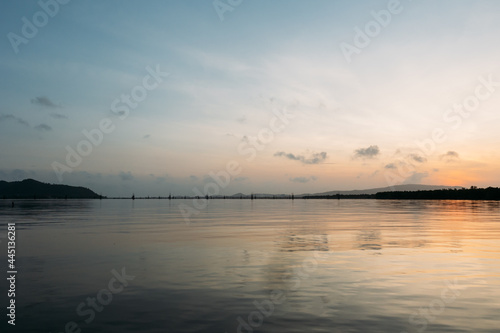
[1,0,500,196]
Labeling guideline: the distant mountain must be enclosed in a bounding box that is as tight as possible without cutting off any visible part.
[0,179,101,199]
[306,184,464,197]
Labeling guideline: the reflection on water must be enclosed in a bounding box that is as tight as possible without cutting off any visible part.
[278,233,330,252]
[0,199,499,332]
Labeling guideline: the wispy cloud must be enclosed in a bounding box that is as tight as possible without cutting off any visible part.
[408,153,427,163]
[34,123,52,132]
[440,151,460,163]
[289,176,317,183]
[1,115,53,132]
[0,114,30,127]
[384,163,396,169]
[274,151,327,164]
[50,113,68,119]
[354,145,379,159]
[31,96,60,108]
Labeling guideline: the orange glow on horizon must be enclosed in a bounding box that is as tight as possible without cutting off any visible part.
[433,170,483,187]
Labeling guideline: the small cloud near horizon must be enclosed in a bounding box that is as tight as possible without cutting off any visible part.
[289,176,317,183]
[274,151,327,165]
[354,145,380,159]
[440,151,460,162]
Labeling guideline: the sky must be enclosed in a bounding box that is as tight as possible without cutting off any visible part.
[1,0,500,197]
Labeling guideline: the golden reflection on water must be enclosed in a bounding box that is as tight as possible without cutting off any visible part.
[2,199,500,332]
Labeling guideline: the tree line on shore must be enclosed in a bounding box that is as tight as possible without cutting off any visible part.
[375,187,500,200]
[305,187,500,200]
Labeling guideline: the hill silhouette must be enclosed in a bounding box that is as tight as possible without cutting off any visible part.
[305,184,463,196]
[0,179,101,199]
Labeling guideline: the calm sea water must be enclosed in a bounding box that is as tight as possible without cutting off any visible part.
[1,199,499,333]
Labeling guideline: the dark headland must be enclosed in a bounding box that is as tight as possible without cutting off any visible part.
[0,179,101,199]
